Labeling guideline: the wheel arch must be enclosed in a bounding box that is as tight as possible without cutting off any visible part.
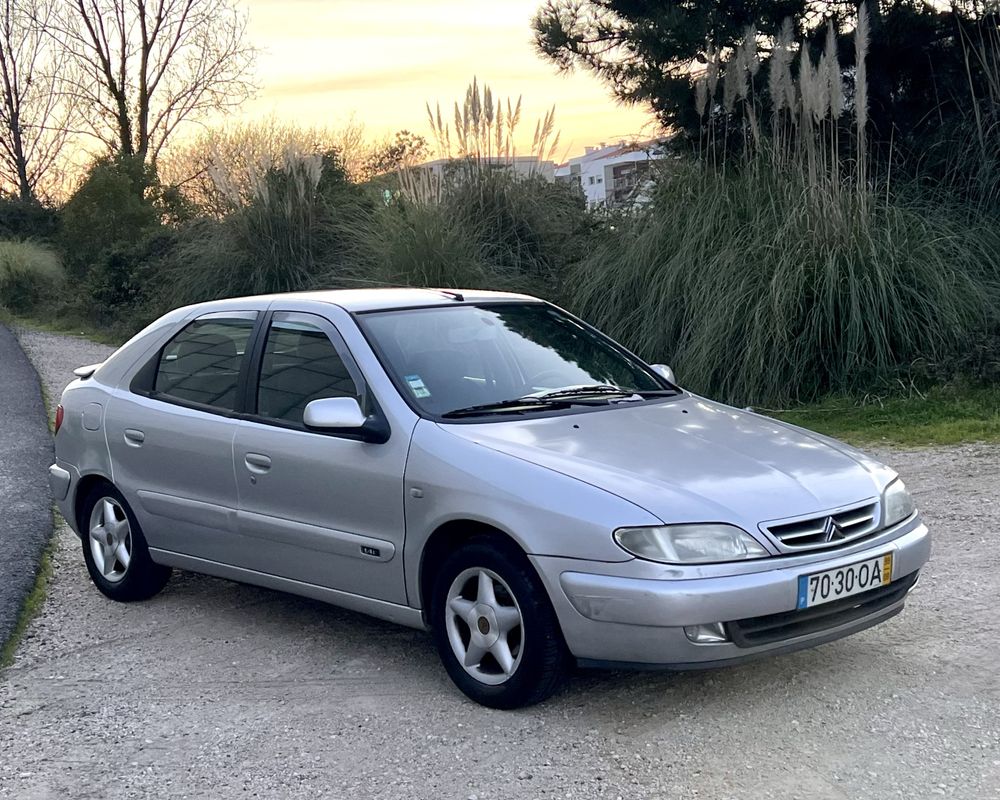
[418,519,528,620]
[73,472,116,532]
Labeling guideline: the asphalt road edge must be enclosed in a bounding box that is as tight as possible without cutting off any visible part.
[0,323,56,662]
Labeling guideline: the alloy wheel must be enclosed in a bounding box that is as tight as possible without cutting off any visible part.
[445,567,525,685]
[88,497,132,584]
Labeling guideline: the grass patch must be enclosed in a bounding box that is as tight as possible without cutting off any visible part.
[0,523,56,669]
[769,386,1000,447]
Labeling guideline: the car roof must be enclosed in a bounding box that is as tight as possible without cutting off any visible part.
[195,287,541,314]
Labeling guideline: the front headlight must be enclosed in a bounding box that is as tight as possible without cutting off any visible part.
[882,478,916,528]
[613,524,769,564]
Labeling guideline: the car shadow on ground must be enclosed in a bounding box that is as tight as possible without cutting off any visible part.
[144,566,873,717]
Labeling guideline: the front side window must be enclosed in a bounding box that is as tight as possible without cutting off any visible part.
[256,316,360,425]
[359,303,666,417]
[154,315,256,411]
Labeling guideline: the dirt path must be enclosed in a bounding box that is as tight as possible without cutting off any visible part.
[1,327,998,799]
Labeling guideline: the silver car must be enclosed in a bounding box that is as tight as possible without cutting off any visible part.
[49,289,930,708]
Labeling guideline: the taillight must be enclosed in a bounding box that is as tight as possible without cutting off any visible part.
[54,404,64,435]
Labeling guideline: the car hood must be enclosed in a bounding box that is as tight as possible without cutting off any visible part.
[441,395,894,530]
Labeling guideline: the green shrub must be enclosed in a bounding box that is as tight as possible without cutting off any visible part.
[0,240,64,313]
[0,197,58,241]
[567,162,1000,406]
[60,156,160,280]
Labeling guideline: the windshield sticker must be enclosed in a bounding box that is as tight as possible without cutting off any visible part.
[404,374,431,399]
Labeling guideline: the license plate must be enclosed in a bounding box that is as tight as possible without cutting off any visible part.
[796,553,893,609]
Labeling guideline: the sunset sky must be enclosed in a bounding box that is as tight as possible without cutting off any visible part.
[238,0,658,161]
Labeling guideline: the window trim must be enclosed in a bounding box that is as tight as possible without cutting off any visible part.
[130,310,260,418]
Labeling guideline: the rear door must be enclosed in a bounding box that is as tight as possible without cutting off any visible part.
[106,311,257,562]
[232,311,409,603]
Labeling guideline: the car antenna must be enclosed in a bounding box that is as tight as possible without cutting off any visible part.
[437,289,465,301]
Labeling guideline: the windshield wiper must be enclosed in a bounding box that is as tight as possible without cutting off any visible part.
[528,384,678,401]
[442,384,679,418]
[441,397,572,419]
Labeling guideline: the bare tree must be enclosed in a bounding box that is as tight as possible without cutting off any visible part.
[54,0,256,166]
[0,0,75,201]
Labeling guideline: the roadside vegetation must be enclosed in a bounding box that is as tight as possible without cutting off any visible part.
[771,385,1000,448]
[1,3,999,446]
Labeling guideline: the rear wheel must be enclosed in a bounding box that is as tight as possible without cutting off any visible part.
[431,536,569,709]
[80,483,171,602]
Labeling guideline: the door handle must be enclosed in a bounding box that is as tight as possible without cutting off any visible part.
[124,429,145,446]
[244,453,272,473]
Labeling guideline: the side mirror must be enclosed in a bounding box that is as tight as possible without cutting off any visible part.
[303,397,390,443]
[650,363,676,385]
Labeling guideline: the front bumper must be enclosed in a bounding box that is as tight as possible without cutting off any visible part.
[530,519,930,667]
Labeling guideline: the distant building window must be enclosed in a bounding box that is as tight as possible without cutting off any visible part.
[588,176,595,185]
[597,177,603,184]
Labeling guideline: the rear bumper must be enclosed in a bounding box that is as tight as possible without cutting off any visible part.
[530,520,930,667]
[49,463,71,501]
[49,461,82,536]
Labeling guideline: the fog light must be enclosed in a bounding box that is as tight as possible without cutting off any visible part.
[684,622,729,644]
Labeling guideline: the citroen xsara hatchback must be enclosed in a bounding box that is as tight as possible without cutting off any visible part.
[49,289,930,707]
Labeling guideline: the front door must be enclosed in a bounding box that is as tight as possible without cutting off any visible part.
[232,311,409,604]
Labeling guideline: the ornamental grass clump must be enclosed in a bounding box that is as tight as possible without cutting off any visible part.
[567,164,1000,406]
[165,145,368,305]
[570,3,1000,406]
[0,240,64,313]
[348,78,586,298]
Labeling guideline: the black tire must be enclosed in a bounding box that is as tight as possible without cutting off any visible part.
[430,535,569,709]
[79,482,171,602]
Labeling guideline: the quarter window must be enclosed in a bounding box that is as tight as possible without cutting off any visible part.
[154,316,255,411]
[257,318,360,425]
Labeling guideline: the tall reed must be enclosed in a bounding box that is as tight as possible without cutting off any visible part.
[692,5,871,192]
[421,78,561,185]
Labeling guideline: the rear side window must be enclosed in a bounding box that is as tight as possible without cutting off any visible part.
[257,317,360,425]
[154,317,256,411]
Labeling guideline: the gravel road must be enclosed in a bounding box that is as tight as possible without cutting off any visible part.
[1,328,998,800]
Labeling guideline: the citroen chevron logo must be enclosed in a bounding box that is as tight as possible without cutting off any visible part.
[821,517,846,543]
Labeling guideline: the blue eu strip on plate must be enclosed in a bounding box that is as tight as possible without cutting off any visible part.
[797,574,809,609]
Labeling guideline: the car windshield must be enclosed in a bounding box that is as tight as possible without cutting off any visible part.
[359,302,670,417]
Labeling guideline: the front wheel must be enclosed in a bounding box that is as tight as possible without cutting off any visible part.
[430,537,569,709]
[80,483,171,602]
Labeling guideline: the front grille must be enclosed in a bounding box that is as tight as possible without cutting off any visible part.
[727,571,918,648]
[764,501,880,551]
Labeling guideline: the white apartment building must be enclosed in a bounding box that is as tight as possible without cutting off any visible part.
[554,141,667,208]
